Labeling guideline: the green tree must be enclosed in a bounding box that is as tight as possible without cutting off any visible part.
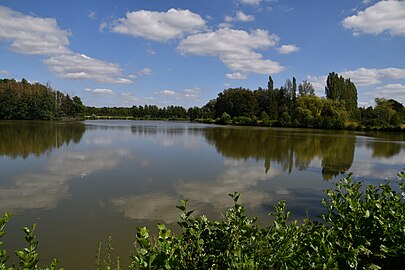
[373,98,402,126]
[187,106,202,121]
[267,75,274,91]
[325,72,358,114]
[298,80,315,96]
[214,88,258,118]
[219,112,232,124]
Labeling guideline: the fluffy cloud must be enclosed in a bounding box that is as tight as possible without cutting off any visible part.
[128,67,153,79]
[0,6,70,55]
[0,6,133,84]
[112,8,206,41]
[178,28,284,75]
[342,1,405,36]
[44,53,132,84]
[340,67,405,86]
[84,88,115,95]
[157,90,176,96]
[369,83,405,104]
[225,11,254,22]
[276,44,300,54]
[84,88,154,106]
[240,0,262,6]
[155,87,201,103]
[226,72,247,80]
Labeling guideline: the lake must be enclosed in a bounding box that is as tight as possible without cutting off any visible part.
[1,120,404,269]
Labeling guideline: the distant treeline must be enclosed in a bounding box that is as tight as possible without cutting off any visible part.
[1,74,404,130]
[0,79,84,120]
[85,105,189,120]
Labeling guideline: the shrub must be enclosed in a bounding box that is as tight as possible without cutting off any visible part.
[131,172,405,269]
[233,116,252,126]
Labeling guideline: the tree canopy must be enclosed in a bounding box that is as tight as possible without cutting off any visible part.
[0,79,84,120]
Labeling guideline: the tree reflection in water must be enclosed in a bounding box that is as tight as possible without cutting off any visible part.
[203,127,356,180]
[0,121,85,158]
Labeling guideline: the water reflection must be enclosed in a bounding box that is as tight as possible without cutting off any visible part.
[1,121,403,269]
[0,148,131,211]
[203,127,356,180]
[175,160,279,211]
[112,160,279,224]
[0,121,85,158]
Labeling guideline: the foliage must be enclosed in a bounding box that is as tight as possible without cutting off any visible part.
[130,172,405,269]
[0,212,62,270]
[298,80,315,96]
[359,98,405,128]
[0,79,84,120]
[218,112,232,125]
[325,72,358,114]
[321,174,405,269]
[96,237,121,270]
[214,88,258,118]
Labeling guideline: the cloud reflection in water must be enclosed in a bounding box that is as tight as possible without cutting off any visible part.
[0,149,131,211]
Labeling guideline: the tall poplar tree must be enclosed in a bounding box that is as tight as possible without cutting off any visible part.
[325,72,358,113]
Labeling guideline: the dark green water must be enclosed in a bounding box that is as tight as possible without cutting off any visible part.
[0,120,404,269]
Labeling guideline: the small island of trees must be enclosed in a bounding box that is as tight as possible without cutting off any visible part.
[1,73,404,130]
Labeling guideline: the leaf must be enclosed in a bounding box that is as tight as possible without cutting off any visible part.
[364,210,370,218]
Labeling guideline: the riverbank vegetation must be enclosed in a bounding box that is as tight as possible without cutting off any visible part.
[1,171,404,269]
[1,74,404,130]
[0,79,85,120]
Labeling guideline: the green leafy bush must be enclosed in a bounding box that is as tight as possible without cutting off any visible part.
[130,172,405,269]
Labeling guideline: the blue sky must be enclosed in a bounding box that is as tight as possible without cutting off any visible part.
[0,0,404,108]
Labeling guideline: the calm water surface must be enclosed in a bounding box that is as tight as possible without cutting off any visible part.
[1,120,404,269]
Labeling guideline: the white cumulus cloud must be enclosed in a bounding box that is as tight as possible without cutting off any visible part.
[0,6,132,84]
[84,88,116,96]
[0,6,70,55]
[226,72,247,80]
[342,1,405,36]
[157,90,176,96]
[370,84,405,104]
[178,28,284,75]
[225,11,254,22]
[341,67,405,86]
[277,44,300,54]
[128,67,153,79]
[240,0,262,6]
[155,87,202,104]
[44,53,132,84]
[112,8,206,41]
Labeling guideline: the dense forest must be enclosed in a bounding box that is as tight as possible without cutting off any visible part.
[0,79,85,120]
[1,74,404,130]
